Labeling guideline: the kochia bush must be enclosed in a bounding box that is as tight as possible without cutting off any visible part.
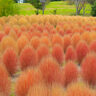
[20,46,38,70]
[3,48,18,75]
[16,68,43,96]
[81,53,96,85]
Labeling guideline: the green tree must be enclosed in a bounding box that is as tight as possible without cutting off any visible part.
[26,0,50,15]
[87,0,95,4]
[91,0,96,16]
[0,0,19,17]
[14,0,18,3]
[26,0,42,14]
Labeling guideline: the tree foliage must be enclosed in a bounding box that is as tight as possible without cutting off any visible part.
[91,0,96,16]
[0,0,19,17]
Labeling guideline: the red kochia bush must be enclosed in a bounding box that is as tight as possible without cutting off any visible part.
[40,36,51,47]
[0,32,6,42]
[65,46,76,62]
[39,56,62,85]
[0,64,11,96]
[63,35,71,52]
[37,44,49,62]
[30,36,40,49]
[20,46,38,70]
[52,44,64,64]
[89,40,96,53]
[76,40,89,64]
[71,33,81,48]
[17,35,29,54]
[3,48,18,75]
[16,68,43,96]
[81,53,96,85]
[27,83,50,96]
[63,61,78,86]
[52,34,63,47]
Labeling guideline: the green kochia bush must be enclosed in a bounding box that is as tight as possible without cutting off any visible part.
[0,0,19,17]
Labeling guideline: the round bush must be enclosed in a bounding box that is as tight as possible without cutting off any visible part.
[52,34,63,47]
[81,53,96,85]
[0,64,11,96]
[63,61,78,86]
[52,44,64,64]
[16,68,43,96]
[37,44,49,62]
[0,32,6,42]
[76,40,89,64]
[1,36,18,54]
[63,35,71,52]
[20,46,38,70]
[65,46,76,62]
[3,48,18,75]
[71,33,81,48]
[30,36,40,49]
[40,36,51,47]
[17,35,29,54]
[81,32,91,44]
[89,40,96,53]
[39,56,62,85]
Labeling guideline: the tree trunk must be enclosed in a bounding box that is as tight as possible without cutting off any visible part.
[42,2,45,15]
[75,0,79,15]
[36,9,39,15]
[83,6,85,16]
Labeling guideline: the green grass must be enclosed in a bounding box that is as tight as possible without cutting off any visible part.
[17,1,92,16]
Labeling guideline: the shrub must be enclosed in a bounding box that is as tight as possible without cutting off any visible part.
[89,40,96,53]
[63,35,71,52]
[30,36,40,49]
[71,33,81,48]
[1,36,18,54]
[40,36,51,47]
[0,0,19,17]
[65,46,76,62]
[90,32,96,42]
[63,61,78,86]
[0,64,11,96]
[27,83,50,96]
[76,40,89,64]
[0,32,6,42]
[51,83,65,96]
[17,35,29,54]
[39,56,62,85]
[37,44,49,62]
[81,32,91,44]
[9,30,17,40]
[16,68,43,96]
[65,82,92,96]
[81,53,96,85]
[52,34,63,47]
[52,44,64,64]
[3,48,18,75]
[20,46,38,70]
[4,25,11,35]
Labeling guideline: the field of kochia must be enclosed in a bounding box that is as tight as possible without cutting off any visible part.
[0,15,96,96]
